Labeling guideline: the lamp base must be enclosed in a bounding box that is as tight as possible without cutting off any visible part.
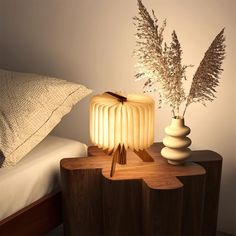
[110,145,127,177]
[110,146,154,177]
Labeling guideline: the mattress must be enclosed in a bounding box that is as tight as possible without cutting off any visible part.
[0,135,87,221]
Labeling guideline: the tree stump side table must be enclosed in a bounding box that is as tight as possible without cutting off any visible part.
[60,143,222,236]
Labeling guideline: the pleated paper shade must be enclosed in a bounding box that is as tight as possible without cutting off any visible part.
[90,93,155,152]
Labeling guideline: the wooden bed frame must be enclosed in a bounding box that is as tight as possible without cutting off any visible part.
[0,190,63,236]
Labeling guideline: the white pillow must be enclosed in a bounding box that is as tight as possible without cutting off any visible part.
[0,69,92,167]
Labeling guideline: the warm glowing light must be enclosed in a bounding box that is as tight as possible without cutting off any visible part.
[90,92,155,153]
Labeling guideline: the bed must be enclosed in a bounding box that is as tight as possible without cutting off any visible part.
[0,68,92,235]
[0,135,88,235]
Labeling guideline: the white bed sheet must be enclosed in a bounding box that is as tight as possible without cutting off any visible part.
[0,135,87,221]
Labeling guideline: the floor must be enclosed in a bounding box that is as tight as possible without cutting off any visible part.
[46,225,233,236]
[45,225,63,236]
[217,233,234,236]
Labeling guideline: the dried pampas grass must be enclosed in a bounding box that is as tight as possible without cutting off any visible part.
[134,0,226,118]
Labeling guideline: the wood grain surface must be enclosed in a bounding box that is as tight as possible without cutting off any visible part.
[61,143,222,236]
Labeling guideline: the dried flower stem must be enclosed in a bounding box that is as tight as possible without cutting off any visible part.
[134,0,188,117]
[183,28,226,116]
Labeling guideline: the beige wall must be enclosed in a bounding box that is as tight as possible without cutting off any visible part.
[0,0,235,234]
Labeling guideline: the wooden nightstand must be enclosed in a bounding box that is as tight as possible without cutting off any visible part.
[60,143,222,236]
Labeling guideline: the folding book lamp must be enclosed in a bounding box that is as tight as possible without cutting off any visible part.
[90,92,155,177]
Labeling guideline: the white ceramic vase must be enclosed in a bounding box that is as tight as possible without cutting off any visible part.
[161,117,191,165]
